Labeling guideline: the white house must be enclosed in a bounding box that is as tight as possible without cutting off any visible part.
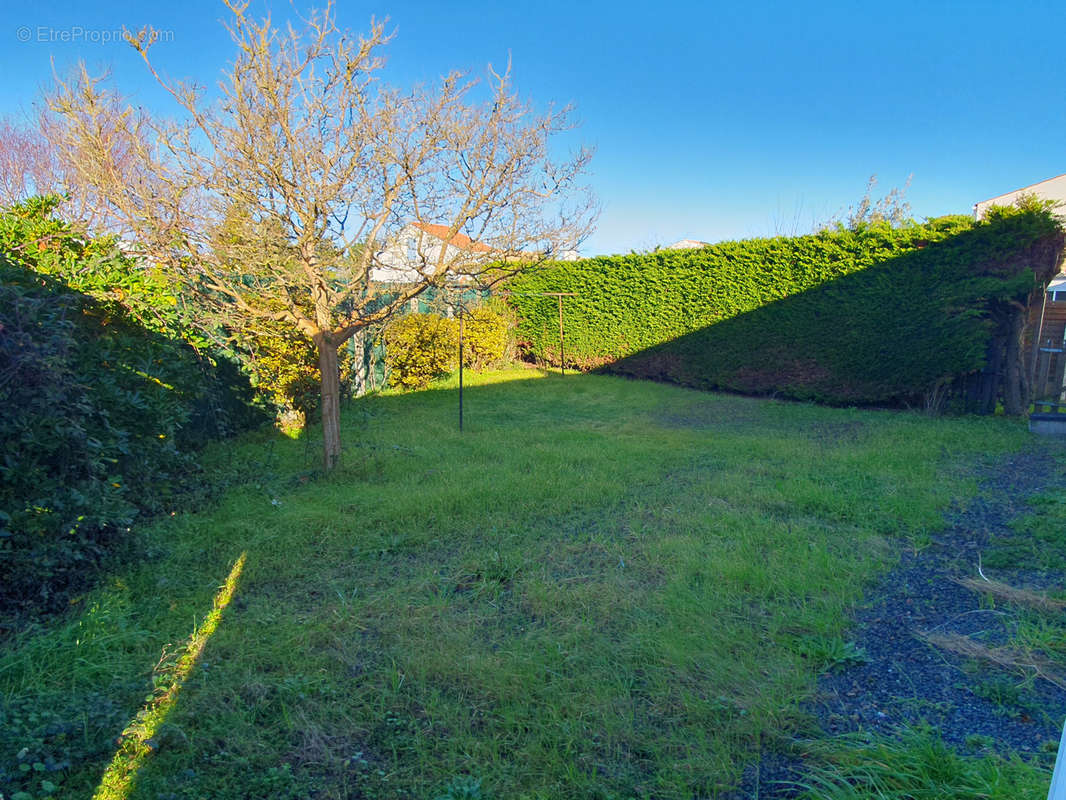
[371,221,494,284]
[973,173,1066,220]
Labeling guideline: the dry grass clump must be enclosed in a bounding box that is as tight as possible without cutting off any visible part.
[954,575,1065,614]
[919,630,1066,690]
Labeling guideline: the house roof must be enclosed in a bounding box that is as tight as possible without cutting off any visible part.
[666,238,710,250]
[412,221,493,253]
[974,173,1066,217]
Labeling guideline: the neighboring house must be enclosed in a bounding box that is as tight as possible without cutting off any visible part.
[973,173,1066,220]
[977,175,1066,401]
[666,238,710,250]
[371,221,494,284]
[1031,272,1066,402]
[1049,273,1066,304]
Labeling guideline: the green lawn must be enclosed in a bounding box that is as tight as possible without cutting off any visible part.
[0,369,1040,799]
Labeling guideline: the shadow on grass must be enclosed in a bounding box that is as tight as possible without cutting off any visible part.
[92,553,247,800]
[0,370,1041,800]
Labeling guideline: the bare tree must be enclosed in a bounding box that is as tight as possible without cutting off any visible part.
[819,174,914,232]
[47,0,596,470]
[0,109,143,232]
[0,116,54,207]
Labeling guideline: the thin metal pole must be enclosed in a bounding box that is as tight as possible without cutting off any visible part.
[558,294,565,376]
[458,312,464,432]
[1031,287,1049,394]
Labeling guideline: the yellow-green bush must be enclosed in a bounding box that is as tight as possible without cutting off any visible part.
[384,303,516,390]
[385,313,459,389]
[461,300,515,369]
[235,323,354,428]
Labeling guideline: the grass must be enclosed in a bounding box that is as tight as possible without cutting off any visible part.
[0,368,1044,799]
[795,724,1051,799]
[983,485,1066,573]
[806,448,1066,800]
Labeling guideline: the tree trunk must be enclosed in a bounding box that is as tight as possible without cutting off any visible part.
[316,334,342,471]
[1002,304,1029,416]
[977,333,1003,415]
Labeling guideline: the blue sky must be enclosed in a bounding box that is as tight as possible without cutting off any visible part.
[2,0,1064,255]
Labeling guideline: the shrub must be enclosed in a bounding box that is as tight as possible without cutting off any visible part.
[0,197,265,617]
[385,313,459,389]
[234,323,356,429]
[506,220,972,369]
[507,208,1065,409]
[461,301,514,369]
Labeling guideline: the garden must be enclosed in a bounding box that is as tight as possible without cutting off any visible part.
[5,176,1066,798]
[2,366,1065,799]
[4,2,1066,795]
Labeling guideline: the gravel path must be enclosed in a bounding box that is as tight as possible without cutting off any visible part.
[732,441,1066,799]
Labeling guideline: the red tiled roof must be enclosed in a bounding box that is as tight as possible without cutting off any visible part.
[411,221,494,253]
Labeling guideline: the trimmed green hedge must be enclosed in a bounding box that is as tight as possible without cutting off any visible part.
[507,217,974,368]
[507,208,1064,407]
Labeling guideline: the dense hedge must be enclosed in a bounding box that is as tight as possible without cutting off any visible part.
[0,198,265,616]
[508,218,975,367]
[507,207,1064,408]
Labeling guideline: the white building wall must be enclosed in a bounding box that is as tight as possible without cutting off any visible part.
[371,227,463,283]
[974,173,1066,219]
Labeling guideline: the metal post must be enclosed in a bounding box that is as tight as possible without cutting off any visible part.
[458,312,464,432]
[558,294,565,376]
[1031,287,1049,395]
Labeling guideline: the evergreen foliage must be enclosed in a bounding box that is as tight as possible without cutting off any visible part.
[507,218,972,368]
[0,197,264,615]
[508,207,1064,407]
